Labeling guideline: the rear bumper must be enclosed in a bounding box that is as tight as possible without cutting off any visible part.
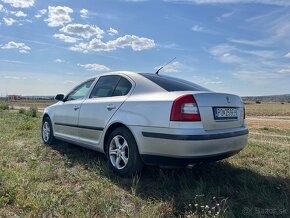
[129,126,248,165]
[141,149,242,166]
[142,129,248,140]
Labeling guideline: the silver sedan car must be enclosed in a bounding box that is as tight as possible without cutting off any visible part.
[42,71,248,176]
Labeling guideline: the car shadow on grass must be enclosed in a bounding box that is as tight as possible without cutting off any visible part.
[49,142,289,217]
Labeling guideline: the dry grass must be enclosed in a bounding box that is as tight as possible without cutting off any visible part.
[245,102,290,116]
[0,99,55,110]
[247,118,290,131]
[0,108,289,217]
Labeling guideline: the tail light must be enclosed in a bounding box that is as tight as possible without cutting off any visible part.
[243,106,246,119]
[170,94,201,121]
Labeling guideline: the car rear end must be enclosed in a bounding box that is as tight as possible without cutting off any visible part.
[119,73,248,167]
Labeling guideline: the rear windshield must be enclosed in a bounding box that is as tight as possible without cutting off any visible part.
[140,73,209,92]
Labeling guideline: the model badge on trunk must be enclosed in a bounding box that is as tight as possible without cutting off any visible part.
[226,96,231,104]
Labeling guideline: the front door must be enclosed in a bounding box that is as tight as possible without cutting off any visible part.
[53,79,94,141]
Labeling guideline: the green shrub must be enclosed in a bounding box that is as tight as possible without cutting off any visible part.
[27,107,38,117]
[17,121,35,130]
[0,104,9,110]
[18,108,26,114]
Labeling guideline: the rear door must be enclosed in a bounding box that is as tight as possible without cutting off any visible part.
[77,75,133,146]
[53,79,94,140]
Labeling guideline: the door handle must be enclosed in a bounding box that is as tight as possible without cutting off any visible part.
[74,106,80,111]
[106,104,116,111]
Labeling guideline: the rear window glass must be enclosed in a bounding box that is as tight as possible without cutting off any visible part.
[140,73,209,92]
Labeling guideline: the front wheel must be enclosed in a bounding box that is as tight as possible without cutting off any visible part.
[42,116,57,145]
[106,127,143,176]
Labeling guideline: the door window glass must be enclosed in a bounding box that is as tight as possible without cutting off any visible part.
[66,79,94,101]
[90,76,121,98]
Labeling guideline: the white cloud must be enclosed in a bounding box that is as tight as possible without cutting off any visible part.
[3,17,16,26]
[154,61,182,73]
[45,6,73,27]
[89,11,117,20]
[108,27,118,36]
[191,24,216,34]
[228,38,269,47]
[284,52,290,58]
[4,76,27,80]
[232,70,283,85]
[216,11,235,22]
[1,41,31,53]
[70,35,155,53]
[80,8,88,19]
[192,25,204,32]
[63,80,76,84]
[278,68,290,74]
[53,33,82,43]
[60,23,104,39]
[19,49,28,53]
[54,59,65,63]
[209,43,276,64]
[209,44,243,64]
[208,42,289,87]
[2,0,34,8]
[78,63,110,71]
[204,81,223,85]
[164,0,290,6]
[0,59,27,64]
[0,4,8,14]
[11,10,27,17]
[35,9,47,18]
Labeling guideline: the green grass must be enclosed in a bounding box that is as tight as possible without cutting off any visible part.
[0,111,289,217]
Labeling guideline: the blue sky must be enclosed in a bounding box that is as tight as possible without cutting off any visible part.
[0,0,290,96]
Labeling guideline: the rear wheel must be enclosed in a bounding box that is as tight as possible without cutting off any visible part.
[42,116,57,145]
[106,127,143,176]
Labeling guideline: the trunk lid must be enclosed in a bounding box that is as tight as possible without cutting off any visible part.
[193,92,244,130]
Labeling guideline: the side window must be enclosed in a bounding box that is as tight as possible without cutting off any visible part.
[112,77,132,96]
[90,76,120,98]
[66,79,94,101]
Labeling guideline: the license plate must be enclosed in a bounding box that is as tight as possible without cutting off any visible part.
[213,107,238,120]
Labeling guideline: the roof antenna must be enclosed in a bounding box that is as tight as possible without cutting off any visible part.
[155,57,176,75]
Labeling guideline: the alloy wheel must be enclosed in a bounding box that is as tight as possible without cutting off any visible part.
[42,121,50,143]
[109,135,129,170]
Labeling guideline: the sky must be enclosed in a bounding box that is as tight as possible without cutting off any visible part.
[0,0,290,96]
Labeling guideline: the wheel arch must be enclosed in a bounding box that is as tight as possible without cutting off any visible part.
[42,113,50,122]
[103,122,139,154]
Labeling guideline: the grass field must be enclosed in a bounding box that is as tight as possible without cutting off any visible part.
[0,103,289,217]
[245,102,290,116]
[0,99,56,111]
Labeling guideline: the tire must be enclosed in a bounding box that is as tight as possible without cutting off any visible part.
[42,116,57,145]
[106,127,143,176]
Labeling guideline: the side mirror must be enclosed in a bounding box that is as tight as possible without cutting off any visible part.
[55,94,64,101]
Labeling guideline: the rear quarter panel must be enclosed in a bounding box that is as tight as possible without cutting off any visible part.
[113,93,175,127]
